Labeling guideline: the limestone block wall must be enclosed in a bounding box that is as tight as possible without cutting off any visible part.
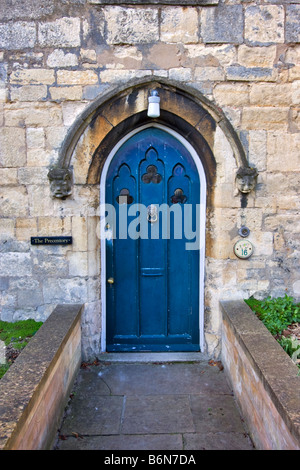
[0,0,299,359]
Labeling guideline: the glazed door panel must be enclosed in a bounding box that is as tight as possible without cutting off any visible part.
[105,127,200,351]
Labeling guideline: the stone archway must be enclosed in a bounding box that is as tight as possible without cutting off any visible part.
[49,77,257,357]
[49,77,252,193]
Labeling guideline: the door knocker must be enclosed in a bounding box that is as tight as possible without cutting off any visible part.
[147,204,158,223]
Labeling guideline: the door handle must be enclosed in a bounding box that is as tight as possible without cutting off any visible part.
[107,277,114,284]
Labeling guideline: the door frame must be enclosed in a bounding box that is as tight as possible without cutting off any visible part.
[100,123,207,352]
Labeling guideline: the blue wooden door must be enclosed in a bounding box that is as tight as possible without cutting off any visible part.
[105,127,200,352]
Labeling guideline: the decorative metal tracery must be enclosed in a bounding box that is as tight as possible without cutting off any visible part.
[142,164,162,184]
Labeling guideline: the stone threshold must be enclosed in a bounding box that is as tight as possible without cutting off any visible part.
[97,352,210,363]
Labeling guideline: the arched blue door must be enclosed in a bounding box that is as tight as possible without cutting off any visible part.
[105,127,201,352]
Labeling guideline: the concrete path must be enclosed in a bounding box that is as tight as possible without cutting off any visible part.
[55,353,255,451]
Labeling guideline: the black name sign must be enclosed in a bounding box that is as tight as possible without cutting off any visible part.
[31,237,72,246]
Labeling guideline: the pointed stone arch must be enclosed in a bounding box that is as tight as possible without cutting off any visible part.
[48,77,255,202]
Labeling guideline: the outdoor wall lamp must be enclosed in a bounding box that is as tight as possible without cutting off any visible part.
[147,90,160,118]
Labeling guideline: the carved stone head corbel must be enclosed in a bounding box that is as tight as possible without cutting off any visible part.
[48,167,73,199]
[235,166,258,194]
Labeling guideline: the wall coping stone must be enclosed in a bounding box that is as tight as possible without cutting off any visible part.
[0,304,83,450]
[220,299,300,446]
[88,0,219,4]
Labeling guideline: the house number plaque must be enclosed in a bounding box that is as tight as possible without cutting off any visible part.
[233,239,253,259]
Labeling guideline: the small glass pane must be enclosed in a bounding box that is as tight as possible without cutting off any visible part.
[171,188,187,204]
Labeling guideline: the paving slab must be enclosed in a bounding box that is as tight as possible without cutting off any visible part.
[121,395,195,434]
[55,433,183,451]
[55,357,255,451]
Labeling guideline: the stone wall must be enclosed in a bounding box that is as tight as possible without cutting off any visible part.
[0,304,82,450]
[0,0,299,359]
[221,300,300,450]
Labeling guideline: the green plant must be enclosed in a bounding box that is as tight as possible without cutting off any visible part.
[245,295,300,369]
[245,295,300,336]
[277,336,300,368]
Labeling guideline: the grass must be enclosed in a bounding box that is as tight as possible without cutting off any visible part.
[0,319,43,379]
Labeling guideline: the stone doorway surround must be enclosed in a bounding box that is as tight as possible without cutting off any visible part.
[48,77,255,360]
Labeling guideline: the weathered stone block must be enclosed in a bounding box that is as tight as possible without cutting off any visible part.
[10,85,48,102]
[37,216,71,236]
[4,103,62,127]
[16,218,37,241]
[10,69,55,85]
[26,149,56,167]
[213,83,249,107]
[245,5,284,45]
[72,216,88,252]
[17,167,48,185]
[0,218,15,239]
[50,86,83,101]
[105,7,159,44]
[0,22,36,50]
[10,278,43,308]
[160,7,198,44]
[169,68,192,81]
[183,44,237,68]
[82,10,105,45]
[0,169,18,185]
[80,49,97,63]
[0,278,9,291]
[45,127,68,150]
[0,127,26,167]
[87,250,100,277]
[32,253,68,277]
[38,18,81,48]
[142,43,180,69]
[194,66,225,81]
[68,251,88,277]
[0,186,28,217]
[0,0,54,21]
[263,212,300,234]
[43,277,88,304]
[237,45,277,68]
[201,5,243,44]
[57,70,98,85]
[0,253,32,277]
[292,81,300,105]
[226,66,276,82]
[241,107,289,130]
[0,63,7,87]
[47,50,78,68]
[250,84,292,106]
[286,5,300,44]
[26,128,45,149]
[267,132,300,171]
[27,185,55,217]
[99,69,151,83]
[248,130,267,172]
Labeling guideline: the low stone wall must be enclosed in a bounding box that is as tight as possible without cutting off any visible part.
[221,300,300,450]
[0,304,83,450]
